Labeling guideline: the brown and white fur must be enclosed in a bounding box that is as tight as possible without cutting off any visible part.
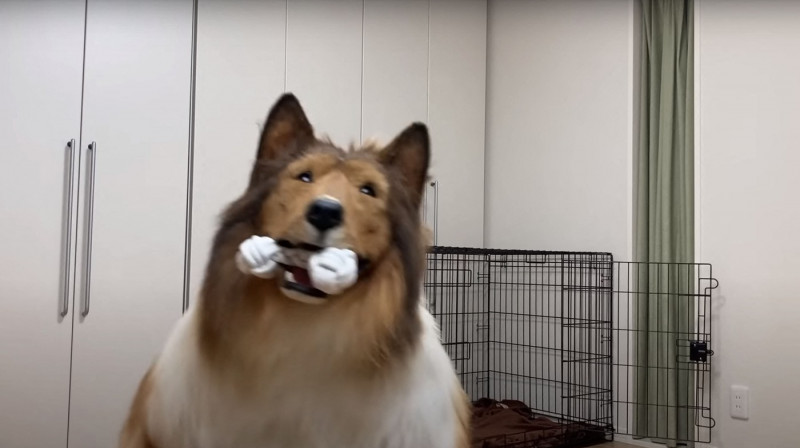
[119,94,470,448]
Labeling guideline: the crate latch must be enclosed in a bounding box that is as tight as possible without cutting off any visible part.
[690,341,713,362]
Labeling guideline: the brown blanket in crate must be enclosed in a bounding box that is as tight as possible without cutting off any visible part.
[471,398,604,448]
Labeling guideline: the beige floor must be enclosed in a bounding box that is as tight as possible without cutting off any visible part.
[601,443,638,448]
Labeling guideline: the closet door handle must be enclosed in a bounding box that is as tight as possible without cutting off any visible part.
[431,180,438,246]
[61,139,77,317]
[81,141,97,318]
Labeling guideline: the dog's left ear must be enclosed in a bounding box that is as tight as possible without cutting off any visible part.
[249,94,315,188]
[380,123,430,207]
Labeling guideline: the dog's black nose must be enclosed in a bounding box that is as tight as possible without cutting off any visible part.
[306,198,343,232]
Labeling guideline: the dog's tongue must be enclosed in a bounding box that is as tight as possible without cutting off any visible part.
[290,266,312,286]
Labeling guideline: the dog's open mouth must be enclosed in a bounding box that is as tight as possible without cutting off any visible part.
[274,242,328,301]
[273,239,370,304]
[280,264,327,299]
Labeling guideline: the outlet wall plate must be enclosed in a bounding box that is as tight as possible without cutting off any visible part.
[731,385,750,420]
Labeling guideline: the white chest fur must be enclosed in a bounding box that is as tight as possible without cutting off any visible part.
[146,304,463,448]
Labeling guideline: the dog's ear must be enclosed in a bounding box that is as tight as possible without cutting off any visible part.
[380,123,430,208]
[256,93,314,163]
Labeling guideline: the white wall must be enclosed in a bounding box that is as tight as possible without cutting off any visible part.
[484,0,632,260]
[698,2,800,447]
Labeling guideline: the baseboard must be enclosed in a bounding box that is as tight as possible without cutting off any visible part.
[612,433,717,448]
[611,434,662,447]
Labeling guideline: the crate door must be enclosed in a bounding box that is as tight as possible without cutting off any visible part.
[609,262,717,444]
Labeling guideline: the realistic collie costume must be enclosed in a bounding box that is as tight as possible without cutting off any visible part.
[119,94,470,448]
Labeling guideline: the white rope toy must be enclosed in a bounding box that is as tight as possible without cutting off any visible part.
[235,235,281,279]
[235,235,359,295]
[306,247,358,295]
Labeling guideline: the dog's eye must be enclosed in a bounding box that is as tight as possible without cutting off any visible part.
[359,184,376,197]
[297,171,313,183]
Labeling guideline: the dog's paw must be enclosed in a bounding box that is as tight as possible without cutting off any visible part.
[308,248,358,295]
[236,236,281,279]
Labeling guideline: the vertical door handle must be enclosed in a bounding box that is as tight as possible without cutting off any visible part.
[61,139,77,317]
[431,180,439,246]
[81,141,97,317]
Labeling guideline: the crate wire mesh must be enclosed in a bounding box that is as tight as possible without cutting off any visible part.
[424,247,716,447]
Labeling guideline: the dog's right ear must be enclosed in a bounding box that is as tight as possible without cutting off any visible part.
[256,93,314,163]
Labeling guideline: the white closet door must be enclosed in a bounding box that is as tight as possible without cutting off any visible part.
[286,0,363,146]
[361,0,429,143]
[428,0,487,247]
[67,1,193,447]
[190,0,287,303]
[0,2,85,447]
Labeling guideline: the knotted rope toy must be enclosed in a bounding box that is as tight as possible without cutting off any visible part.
[235,236,359,297]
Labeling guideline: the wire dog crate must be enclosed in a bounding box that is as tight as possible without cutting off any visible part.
[424,247,716,448]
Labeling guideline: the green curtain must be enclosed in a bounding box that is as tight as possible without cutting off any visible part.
[634,0,695,446]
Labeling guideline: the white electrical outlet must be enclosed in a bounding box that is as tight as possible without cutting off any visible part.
[731,385,750,420]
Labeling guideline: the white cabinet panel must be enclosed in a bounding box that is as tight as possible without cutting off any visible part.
[428,0,487,247]
[190,0,287,302]
[361,0,429,143]
[0,2,85,446]
[67,1,193,447]
[286,0,363,146]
